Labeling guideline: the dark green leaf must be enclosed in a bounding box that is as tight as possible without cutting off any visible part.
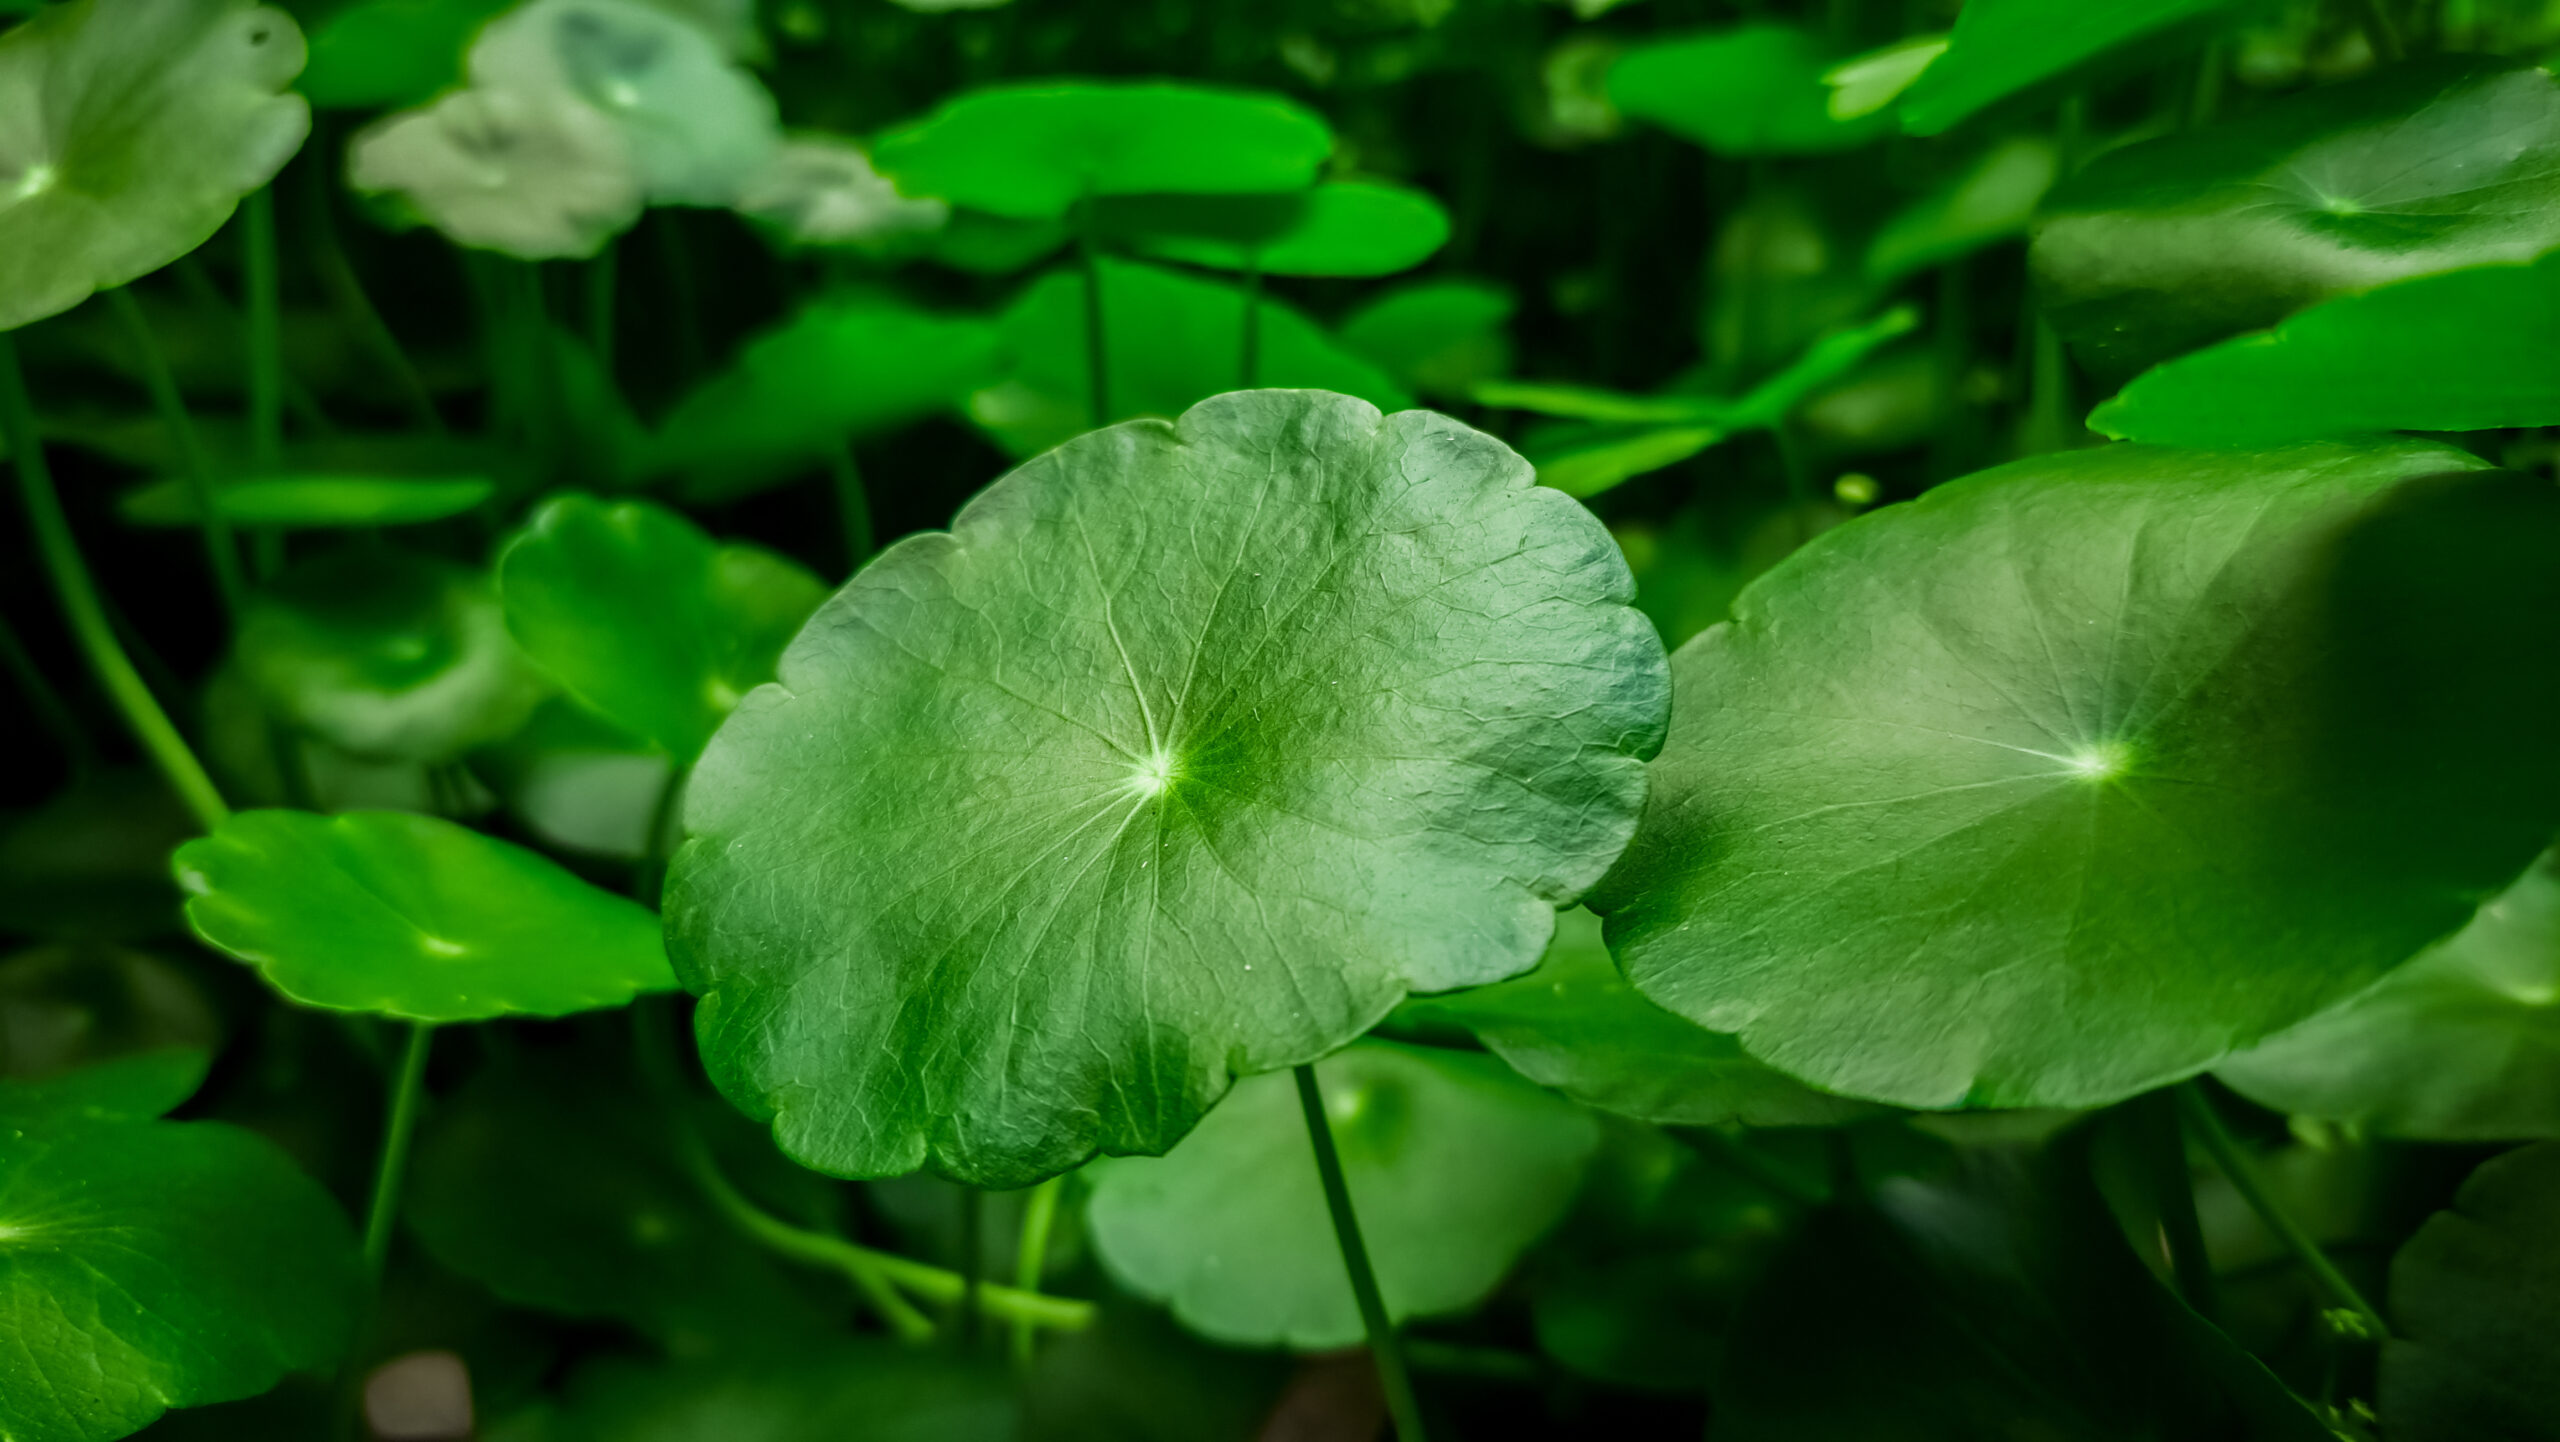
[667,389,1667,1185]
[1084,1040,1599,1347]
[0,1046,208,1125]
[1334,279,1514,400]
[1897,0,2264,136]
[0,0,310,331]
[298,0,506,110]
[175,808,674,1020]
[1399,910,1876,1128]
[2092,252,2560,446]
[2032,61,2560,379]
[1865,135,2058,283]
[1597,440,2560,1111]
[0,772,193,942]
[1101,180,1450,277]
[118,474,496,529]
[2381,1140,2560,1442]
[872,82,1332,219]
[1608,25,1891,156]
[2217,848,2560,1141]
[490,1343,1012,1442]
[0,944,222,1081]
[497,495,827,762]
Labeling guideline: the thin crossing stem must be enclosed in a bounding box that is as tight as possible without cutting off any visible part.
[1295,1062,1430,1441]
[107,288,245,618]
[361,1022,436,1284]
[2175,1084,2386,1338]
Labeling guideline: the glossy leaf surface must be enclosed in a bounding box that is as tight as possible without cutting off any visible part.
[2217,849,2560,1141]
[2032,62,2560,379]
[175,808,674,1020]
[119,474,496,529]
[0,1063,360,1442]
[2381,1140,2560,1442]
[0,0,310,331]
[1898,0,2260,136]
[1400,910,1874,1128]
[872,82,1331,219]
[1608,25,1890,156]
[972,257,1409,457]
[1597,441,2560,1111]
[2091,253,2560,446]
[1084,1041,1599,1348]
[498,495,826,762]
[667,389,1667,1185]
[1102,180,1449,277]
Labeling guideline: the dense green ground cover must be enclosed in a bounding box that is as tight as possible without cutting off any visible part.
[2,0,2558,1437]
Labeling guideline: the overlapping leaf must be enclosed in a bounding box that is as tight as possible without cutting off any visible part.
[1608,25,1889,156]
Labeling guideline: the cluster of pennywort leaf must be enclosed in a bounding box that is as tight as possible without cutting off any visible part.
[4,0,2560,1437]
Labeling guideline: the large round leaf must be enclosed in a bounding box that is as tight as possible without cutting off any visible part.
[2381,1141,2560,1442]
[1083,1040,1599,1349]
[0,0,310,331]
[871,82,1332,220]
[1098,180,1449,278]
[1896,0,2259,136]
[498,495,826,763]
[973,256,1410,457]
[2216,848,2560,1141]
[1607,26,1889,156]
[233,549,548,763]
[2031,61,2560,380]
[1595,440,2560,1111]
[2091,252,2560,447]
[1397,909,1875,1128]
[667,389,1668,1186]
[175,808,674,1020]
[0,1063,360,1442]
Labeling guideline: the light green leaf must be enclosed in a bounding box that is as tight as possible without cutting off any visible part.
[1522,424,1723,500]
[1084,1040,1599,1348]
[1595,440,2560,1111]
[1398,910,1876,1128]
[872,81,1332,220]
[1822,34,1947,121]
[2091,253,2560,447]
[733,133,951,250]
[0,1076,360,1442]
[925,209,1068,273]
[0,0,310,331]
[1473,383,1726,427]
[2381,1141,2560,1442]
[471,0,778,206]
[2032,61,2560,379]
[1335,279,1514,400]
[175,808,675,1020]
[1898,0,2264,136]
[971,257,1410,458]
[233,549,549,763]
[1608,25,1890,156]
[2217,849,2560,1141]
[1865,135,2058,283]
[299,0,508,110]
[666,389,1668,1186]
[647,294,1000,494]
[1100,180,1450,278]
[347,81,642,260]
[497,495,827,762]
[118,474,496,528]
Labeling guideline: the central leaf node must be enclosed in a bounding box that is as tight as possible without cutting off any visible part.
[2062,740,2130,781]
[1126,748,1181,798]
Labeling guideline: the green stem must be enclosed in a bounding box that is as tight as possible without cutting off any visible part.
[2354,0,2407,61]
[361,1022,435,1284]
[1010,1176,1065,1366]
[681,1130,1088,1338]
[830,444,874,577]
[2175,1084,2387,1339]
[2126,1090,2219,1319]
[308,175,445,435]
[0,333,230,833]
[244,188,283,472]
[1238,262,1263,389]
[1294,1062,1429,1442]
[107,289,245,619]
[1078,197,1111,425]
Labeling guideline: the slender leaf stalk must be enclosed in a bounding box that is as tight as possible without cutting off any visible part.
[2125,1090,2219,1318]
[0,611,95,770]
[308,170,445,435]
[107,289,245,618]
[0,333,230,833]
[1238,262,1263,389]
[1294,1062,1430,1442]
[244,187,283,472]
[1078,195,1111,424]
[2355,0,2407,61]
[2175,1083,2387,1338]
[831,444,874,576]
[1010,1175,1066,1366]
[361,1022,436,1284]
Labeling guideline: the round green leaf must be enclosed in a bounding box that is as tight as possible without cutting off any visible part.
[2381,1141,2560,1442]
[233,549,548,763]
[974,256,1411,458]
[0,944,222,1080]
[2031,61,2560,380]
[1084,1040,1599,1348]
[1865,135,2058,284]
[174,808,675,1020]
[298,0,508,110]
[118,474,497,529]
[497,495,827,763]
[0,1046,208,1126]
[1399,909,1876,1129]
[0,0,311,331]
[732,134,952,250]
[2216,848,2560,1141]
[2091,253,2560,447]
[1607,26,1890,157]
[1335,279,1515,400]
[871,82,1333,220]
[0,1072,360,1442]
[347,84,641,261]
[1595,440,2560,1111]
[667,389,1668,1186]
[1102,180,1450,278]
[1896,0,2260,136]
